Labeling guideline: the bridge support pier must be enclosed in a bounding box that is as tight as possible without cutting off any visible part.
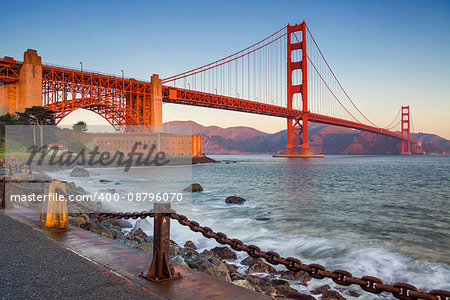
[150,74,163,131]
[0,49,42,115]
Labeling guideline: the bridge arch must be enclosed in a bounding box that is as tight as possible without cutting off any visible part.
[46,97,143,131]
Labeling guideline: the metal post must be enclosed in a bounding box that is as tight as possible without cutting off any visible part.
[1,176,5,209]
[142,202,182,282]
[40,181,68,230]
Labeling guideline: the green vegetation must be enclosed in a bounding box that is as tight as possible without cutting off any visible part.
[73,121,88,133]
[0,107,93,156]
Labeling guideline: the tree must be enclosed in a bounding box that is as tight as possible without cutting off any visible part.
[73,121,88,133]
[17,106,55,147]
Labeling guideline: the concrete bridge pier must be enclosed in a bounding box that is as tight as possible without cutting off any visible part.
[0,49,42,115]
[150,74,163,131]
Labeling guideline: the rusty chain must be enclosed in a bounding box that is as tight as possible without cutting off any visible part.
[48,200,448,300]
[168,212,450,300]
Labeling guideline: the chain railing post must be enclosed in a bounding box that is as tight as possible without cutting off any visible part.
[1,176,6,209]
[142,202,182,282]
[40,181,68,230]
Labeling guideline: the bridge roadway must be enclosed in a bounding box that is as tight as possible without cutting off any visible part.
[0,57,407,142]
[163,86,408,141]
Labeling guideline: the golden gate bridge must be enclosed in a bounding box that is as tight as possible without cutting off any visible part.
[0,21,414,156]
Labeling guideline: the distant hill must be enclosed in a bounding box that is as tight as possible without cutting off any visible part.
[165,121,450,155]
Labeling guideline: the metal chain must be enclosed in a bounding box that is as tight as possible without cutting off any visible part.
[48,197,448,300]
[94,211,155,220]
[168,212,450,300]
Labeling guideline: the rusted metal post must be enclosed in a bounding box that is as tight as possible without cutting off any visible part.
[142,202,182,282]
[40,181,68,230]
[0,176,5,209]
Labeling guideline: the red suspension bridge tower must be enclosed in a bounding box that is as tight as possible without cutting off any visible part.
[285,21,312,156]
[401,105,411,155]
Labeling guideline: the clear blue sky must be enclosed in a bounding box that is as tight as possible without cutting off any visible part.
[1,0,449,138]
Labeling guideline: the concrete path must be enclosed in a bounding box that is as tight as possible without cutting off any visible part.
[0,211,164,299]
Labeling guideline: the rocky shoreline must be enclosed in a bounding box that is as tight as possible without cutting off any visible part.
[72,213,356,299]
[7,174,354,300]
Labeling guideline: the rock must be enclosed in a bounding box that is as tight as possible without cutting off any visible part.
[276,285,316,300]
[70,167,89,177]
[226,263,244,281]
[225,195,246,204]
[114,182,121,185]
[311,284,330,295]
[132,218,152,231]
[279,270,311,284]
[184,240,197,250]
[241,256,262,266]
[186,256,231,282]
[183,183,203,192]
[246,275,276,295]
[69,216,87,227]
[210,246,237,260]
[107,218,133,229]
[348,290,360,297]
[232,279,256,291]
[80,222,91,230]
[200,249,215,258]
[271,279,290,288]
[177,246,199,258]
[246,260,276,275]
[137,241,153,253]
[99,179,111,183]
[171,255,188,267]
[322,290,346,300]
[124,239,139,247]
[126,228,148,244]
[227,264,239,273]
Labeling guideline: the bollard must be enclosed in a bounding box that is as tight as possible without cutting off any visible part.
[142,202,182,282]
[0,176,5,209]
[40,181,68,230]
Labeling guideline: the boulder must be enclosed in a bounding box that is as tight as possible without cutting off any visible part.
[184,240,197,250]
[270,278,290,288]
[171,255,188,267]
[241,256,262,266]
[279,270,311,284]
[126,228,148,244]
[70,167,89,177]
[99,179,111,183]
[186,256,231,282]
[107,218,133,229]
[245,260,276,275]
[322,290,346,300]
[225,196,246,204]
[232,279,256,292]
[210,246,237,260]
[276,285,316,300]
[246,275,276,295]
[183,183,203,192]
[311,284,330,295]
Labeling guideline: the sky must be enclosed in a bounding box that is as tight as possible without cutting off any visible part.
[1,0,449,138]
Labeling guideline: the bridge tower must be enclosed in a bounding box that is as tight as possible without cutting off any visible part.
[401,105,411,155]
[285,21,311,157]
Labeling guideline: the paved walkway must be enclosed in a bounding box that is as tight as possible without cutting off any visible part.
[0,211,164,299]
